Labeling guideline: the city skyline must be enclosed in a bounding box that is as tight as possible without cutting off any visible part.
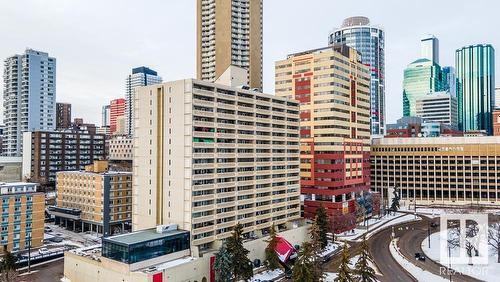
[0,0,499,126]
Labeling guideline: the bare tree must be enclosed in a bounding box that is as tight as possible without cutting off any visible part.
[447,220,480,265]
[488,222,500,263]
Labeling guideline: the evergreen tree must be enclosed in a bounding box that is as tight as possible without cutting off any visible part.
[292,241,317,282]
[335,244,355,282]
[264,224,281,270]
[214,243,233,282]
[226,223,253,282]
[309,221,323,281]
[315,205,330,248]
[390,188,400,215]
[0,250,18,282]
[354,237,377,282]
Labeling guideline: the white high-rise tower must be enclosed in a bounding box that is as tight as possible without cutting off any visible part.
[125,67,162,136]
[2,49,56,156]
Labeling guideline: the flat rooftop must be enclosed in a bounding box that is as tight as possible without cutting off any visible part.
[104,228,188,246]
[373,136,500,146]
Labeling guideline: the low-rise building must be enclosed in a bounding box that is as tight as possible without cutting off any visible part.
[0,157,22,182]
[415,91,458,128]
[53,161,132,236]
[371,137,500,207]
[22,129,106,187]
[385,116,462,138]
[0,182,45,252]
[63,223,309,282]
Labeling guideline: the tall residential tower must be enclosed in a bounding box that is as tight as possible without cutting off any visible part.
[329,16,385,135]
[275,45,371,232]
[133,79,301,253]
[197,0,263,90]
[456,44,495,134]
[125,67,162,136]
[2,49,56,156]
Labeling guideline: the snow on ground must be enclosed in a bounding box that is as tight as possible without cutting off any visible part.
[323,256,380,282]
[422,231,500,281]
[390,238,449,282]
[323,272,338,281]
[337,213,420,242]
[249,269,284,282]
[349,255,381,275]
[46,223,101,247]
[320,242,342,258]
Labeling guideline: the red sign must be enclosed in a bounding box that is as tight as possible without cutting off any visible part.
[152,273,162,282]
[210,255,216,282]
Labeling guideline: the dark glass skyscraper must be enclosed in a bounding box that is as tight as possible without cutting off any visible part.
[329,16,386,136]
[455,44,495,134]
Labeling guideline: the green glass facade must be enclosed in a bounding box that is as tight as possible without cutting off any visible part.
[403,58,443,117]
[456,44,495,134]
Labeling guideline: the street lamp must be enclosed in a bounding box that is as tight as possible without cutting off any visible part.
[27,235,31,274]
[427,221,431,248]
[448,244,452,282]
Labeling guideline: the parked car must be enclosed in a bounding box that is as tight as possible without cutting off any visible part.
[49,236,63,243]
[38,247,50,255]
[44,227,53,233]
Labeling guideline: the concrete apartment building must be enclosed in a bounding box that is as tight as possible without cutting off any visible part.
[371,137,500,206]
[415,91,458,128]
[133,79,301,253]
[109,135,133,161]
[53,161,132,236]
[274,45,371,229]
[22,129,106,186]
[125,67,162,137]
[0,182,45,252]
[197,0,263,90]
[2,49,56,156]
[56,102,72,129]
[108,135,133,172]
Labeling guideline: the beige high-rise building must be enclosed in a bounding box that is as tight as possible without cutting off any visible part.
[197,0,263,90]
[274,45,371,232]
[133,79,301,252]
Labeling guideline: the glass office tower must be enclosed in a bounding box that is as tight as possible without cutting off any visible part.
[403,58,443,117]
[456,44,495,134]
[329,16,386,136]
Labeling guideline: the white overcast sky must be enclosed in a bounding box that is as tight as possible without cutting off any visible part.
[0,0,498,125]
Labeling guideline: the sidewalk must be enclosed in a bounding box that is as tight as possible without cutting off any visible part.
[337,213,420,242]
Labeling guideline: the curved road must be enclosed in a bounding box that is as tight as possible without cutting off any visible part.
[397,216,482,282]
[369,219,417,282]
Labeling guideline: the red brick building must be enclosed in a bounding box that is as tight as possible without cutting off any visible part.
[493,109,500,136]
